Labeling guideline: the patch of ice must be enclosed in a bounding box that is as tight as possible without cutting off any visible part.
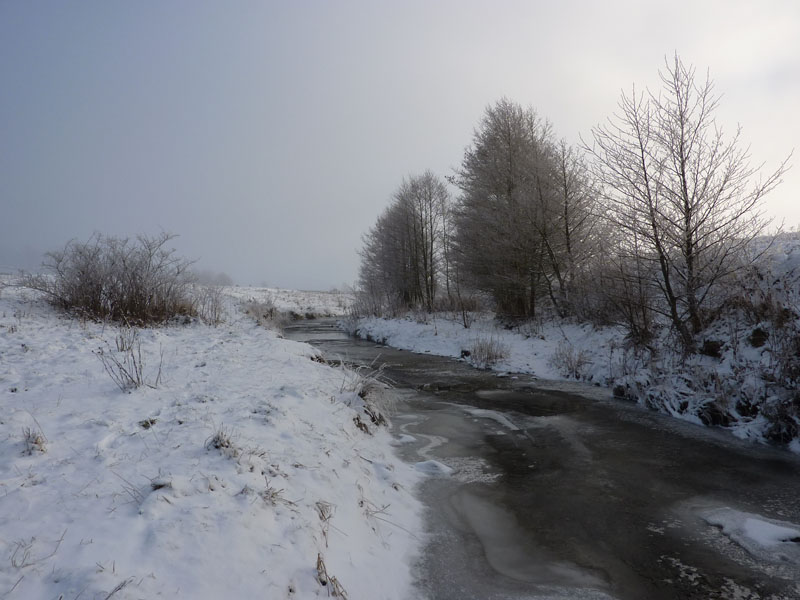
[463,407,520,431]
[414,460,454,476]
[445,456,501,484]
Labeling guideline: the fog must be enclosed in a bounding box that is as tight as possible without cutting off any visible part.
[1,1,797,289]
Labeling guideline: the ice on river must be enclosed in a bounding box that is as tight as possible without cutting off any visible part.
[463,406,521,431]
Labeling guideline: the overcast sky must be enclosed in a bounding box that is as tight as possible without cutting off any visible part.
[1,1,798,289]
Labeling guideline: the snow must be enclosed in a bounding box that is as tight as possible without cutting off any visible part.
[0,280,421,599]
[741,518,800,547]
[224,285,352,317]
[700,507,800,562]
[352,313,621,383]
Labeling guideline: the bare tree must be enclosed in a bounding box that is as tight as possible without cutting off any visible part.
[586,55,789,351]
[539,139,601,316]
[357,172,451,314]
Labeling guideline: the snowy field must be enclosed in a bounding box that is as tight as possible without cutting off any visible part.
[0,279,420,600]
[224,285,352,318]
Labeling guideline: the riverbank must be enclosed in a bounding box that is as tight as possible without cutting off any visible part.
[348,308,800,452]
[0,281,421,599]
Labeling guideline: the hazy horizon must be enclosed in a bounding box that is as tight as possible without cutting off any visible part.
[2,1,797,289]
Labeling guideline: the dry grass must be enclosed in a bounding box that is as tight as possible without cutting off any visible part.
[549,340,591,379]
[96,327,163,393]
[242,297,289,334]
[316,553,348,598]
[316,501,336,547]
[469,336,509,369]
[22,425,47,455]
[338,360,393,426]
[206,425,239,458]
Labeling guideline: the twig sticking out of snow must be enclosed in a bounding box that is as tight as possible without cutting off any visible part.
[104,577,134,599]
[316,501,335,547]
[316,553,348,598]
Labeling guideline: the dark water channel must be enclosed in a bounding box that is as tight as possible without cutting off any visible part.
[285,319,800,600]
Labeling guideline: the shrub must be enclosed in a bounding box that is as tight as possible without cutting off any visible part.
[196,284,226,326]
[762,396,800,444]
[242,297,288,333]
[24,233,196,324]
[550,340,591,380]
[469,336,509,370]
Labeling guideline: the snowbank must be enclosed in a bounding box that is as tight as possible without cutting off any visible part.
[700,507,800,564]
[349,300,799,449]
[352,313,621,382]
[0,282,421,599]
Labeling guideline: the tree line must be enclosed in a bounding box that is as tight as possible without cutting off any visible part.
[356,56,789,354]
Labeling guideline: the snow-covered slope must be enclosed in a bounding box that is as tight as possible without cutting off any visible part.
[0,282,420,599]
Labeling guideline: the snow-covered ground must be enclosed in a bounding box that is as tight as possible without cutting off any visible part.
[0,280,420,599]
[352,313,620,382]
[224,285,352,318]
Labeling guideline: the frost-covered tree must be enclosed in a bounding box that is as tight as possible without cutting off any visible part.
[542,139,602,316]
[452,99,597,318]
[357,171,450,313]
[586,55,789,351]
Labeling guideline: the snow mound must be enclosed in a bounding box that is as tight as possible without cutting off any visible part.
[701,507,800,563]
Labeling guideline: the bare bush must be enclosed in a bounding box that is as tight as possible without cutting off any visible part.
[242,297,288,334]
[24,232,196,324]
[114,326,137,352]
[469,336,509,369]
[195,285,226,326]
[549,340,591,380]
